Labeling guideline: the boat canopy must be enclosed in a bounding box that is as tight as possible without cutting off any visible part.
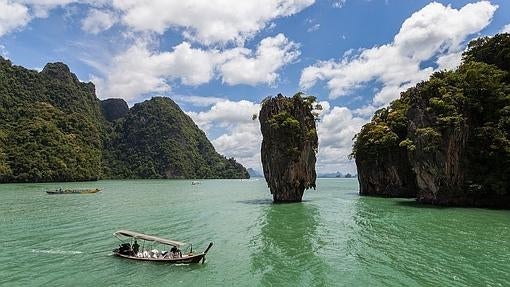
[114,230,185,248]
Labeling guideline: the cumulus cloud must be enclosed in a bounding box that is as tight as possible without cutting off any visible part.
[188,100,260,131]
[300,1,497,107]
[332,0,346,8]
[187,100,262,169]
[111,0,315,45]
[81,8,117,34]
[0,44,8,58]
[3,1,315,46]
[501,24,510,33]
[92,34,299,101]
[220,33,300,85]
[307,23,320,33]
[0,0,30,37]
[0,0,111,37]
[316,106,365,173]
[174,95,227,107]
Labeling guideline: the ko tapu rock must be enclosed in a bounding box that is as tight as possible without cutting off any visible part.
[259,93,319,202]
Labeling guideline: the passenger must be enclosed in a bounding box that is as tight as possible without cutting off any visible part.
[171,246,182,258]
[133,240,140,255]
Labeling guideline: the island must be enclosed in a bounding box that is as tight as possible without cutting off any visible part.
[0,57,249,183]
[259,93,318,202]
[352,33,510,208]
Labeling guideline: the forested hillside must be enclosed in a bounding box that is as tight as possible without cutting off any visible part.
[0,58,248,182]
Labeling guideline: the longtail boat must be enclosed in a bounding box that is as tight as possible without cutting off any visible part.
[46,188,101,195]
[112,230,213,264]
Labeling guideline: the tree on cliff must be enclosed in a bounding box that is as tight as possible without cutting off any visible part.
[259,93,318,202]
[352,33,510,208]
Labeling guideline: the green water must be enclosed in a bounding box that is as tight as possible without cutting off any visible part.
[0,179,509,286]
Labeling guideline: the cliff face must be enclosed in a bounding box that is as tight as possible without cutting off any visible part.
[101,98,129,122]
[353,98,417,198]
[259,93,318,202]
[406,87,469,205]
[356,147,416,197]
[352,34,510,208]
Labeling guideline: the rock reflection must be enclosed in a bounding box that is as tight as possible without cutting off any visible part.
[250,203,327,286]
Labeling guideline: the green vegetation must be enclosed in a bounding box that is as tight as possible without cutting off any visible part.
[264,93,318,158]
[0,57,248,182]
[353,33,510,201]
[104,97,248,179]
[0,59,104,182]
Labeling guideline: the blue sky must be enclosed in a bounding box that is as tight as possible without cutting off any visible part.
[1,0,509,173]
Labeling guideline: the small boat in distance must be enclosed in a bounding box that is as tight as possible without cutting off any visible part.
[112,230,213,264]
[46,188,101,195]
[191,181,201,185]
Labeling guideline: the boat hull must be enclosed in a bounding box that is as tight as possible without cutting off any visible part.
[46,189,101,195]
[113,252,205,264]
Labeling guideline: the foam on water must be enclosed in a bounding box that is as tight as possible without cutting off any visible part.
[31,249,83,255]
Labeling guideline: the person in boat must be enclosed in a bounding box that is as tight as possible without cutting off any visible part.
[170,246,181,258]
[132,240,140,256]
[118,242,131,255]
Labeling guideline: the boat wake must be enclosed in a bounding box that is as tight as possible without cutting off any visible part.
[31,249,83,255]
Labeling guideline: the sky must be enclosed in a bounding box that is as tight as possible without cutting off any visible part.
[1,0,509,174]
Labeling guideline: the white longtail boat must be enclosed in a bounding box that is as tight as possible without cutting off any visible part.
[112,230,213,264]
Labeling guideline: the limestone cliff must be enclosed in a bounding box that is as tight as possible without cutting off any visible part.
[101,98,129,122]
[259,93,318,202]
[352,34,510,208]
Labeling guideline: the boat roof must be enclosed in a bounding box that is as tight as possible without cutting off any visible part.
[114,230,185,247]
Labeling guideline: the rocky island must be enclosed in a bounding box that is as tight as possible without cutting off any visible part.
[0,57,248,182]
[259,93,318,202]
[352,34,510,208]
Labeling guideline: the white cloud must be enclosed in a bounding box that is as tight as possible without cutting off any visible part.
[332,0,346,8]
[316,106,365,173]
[0,44,8,58]
[112,0,315,45]
[187,100,262,169]
[0,0,30,37]
[92,34,299,101]
[500,24,510,33]
[307,23,320,33]
[92,40,224,101]
[300,1,497,107]
[188,100,260,131]
[220,33,300,85]
[0,0,111,37]
[174,95,227,107]
[81,8,117,34]
[91,41,174,101]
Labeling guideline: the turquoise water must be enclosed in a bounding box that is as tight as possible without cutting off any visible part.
[0,179,509,286]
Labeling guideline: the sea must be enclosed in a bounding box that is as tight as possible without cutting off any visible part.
[0,178,508,286]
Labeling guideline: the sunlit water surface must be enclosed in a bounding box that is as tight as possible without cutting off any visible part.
[0,179,509,286]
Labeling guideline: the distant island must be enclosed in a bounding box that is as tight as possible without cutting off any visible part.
[352,34,510,208]
[317,172,356,178]
[0,57,248,183]
[247,168,263,178]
